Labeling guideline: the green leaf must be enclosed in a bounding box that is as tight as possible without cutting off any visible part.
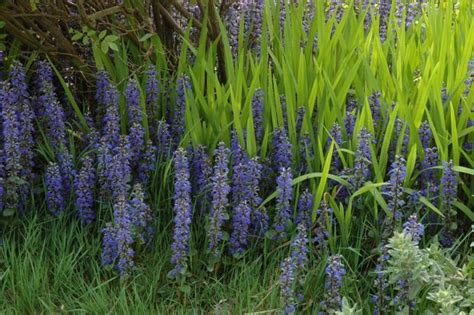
[2,208,15,217]
[108,42,119,51]
[104,35,119,42]
[98,30,107,39]
[100,40,109,54]
[71,32,83,41]
[139,33,153,42]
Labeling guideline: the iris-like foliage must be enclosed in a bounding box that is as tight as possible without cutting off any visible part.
[208,142,230,257]
[273,167,293,237]
[74,155,96,225]
[170,148,192,277]
[45,162,65,216]
[440,160,457,247]
[320,254,346,313]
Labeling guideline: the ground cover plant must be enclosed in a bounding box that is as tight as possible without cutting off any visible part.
[0,0,473,314]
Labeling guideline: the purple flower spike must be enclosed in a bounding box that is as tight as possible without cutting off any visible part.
[272,127,293,173]
[208,142,230,257]
[273,167,293,237]
[320,254,346,313]
[170,148,192,277]
[229,200,252,255]
[75,155,96,225]
[45,162,65,216]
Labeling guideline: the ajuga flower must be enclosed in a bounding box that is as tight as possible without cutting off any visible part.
[291,223,309,272]
[229,201,252,255]
[252,89,264,143]
[58,150,76,194]
[170,148,192,277]
[313,200,331,250]
[1,82,21,212]
[344,110,356,139]
[190,145,211,210]
[349,128,372,191]
[280,256,297,315]
[320,254,346,313]
[382,156,407,236]
[273,167,293,237]
[37,61,67,150]
[403,214,424,245]
[272,127,293,172]
[126,79,145,161]
[296,189,313,230]
[110,136,132,201]
[296,106,306,135]
[138,140,157,186]
[129,183,154,245]
[328,123,343,172]
[418,121,432,149]
[299,132,313,173]
[46,162,65,216]
[74,155,96,225]
[208,142,230,257]
[420,147,439,199]
[156,120,173,156]
[394,119,409,157]
[248,157,268,236]
[173,75,190,142]
[145,65,160,109]
[110,194,135,279]
[102,80,120,148]
[369,91,382,128]
[95,70,110,106]
[440,160,457,247]
[10,62,35,186]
